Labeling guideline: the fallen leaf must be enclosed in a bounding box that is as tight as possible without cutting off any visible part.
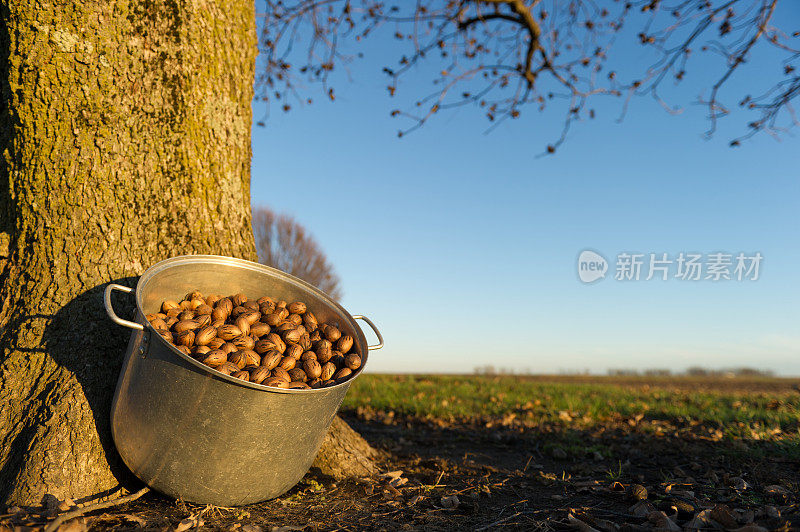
[731,477,749,491]
[380,470,403,480]
[407,495,423,506]
[56,518,87,532]
[647,511,680,532]
[568,514,601,532]
[630,501,656,517]
[175,515,203,532]
[729,526,768,532]
[684,509,714,530]
[120,514,147,527]
[709,505,737,529]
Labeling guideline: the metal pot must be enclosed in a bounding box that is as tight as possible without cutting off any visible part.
[104,255,383,506]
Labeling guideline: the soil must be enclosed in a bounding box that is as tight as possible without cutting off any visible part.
[3,404,797,531]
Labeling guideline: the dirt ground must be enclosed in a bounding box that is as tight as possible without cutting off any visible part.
[2,377,798,531]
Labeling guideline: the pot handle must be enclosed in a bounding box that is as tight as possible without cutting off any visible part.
[104,284,144,331]
[352,315,383,350]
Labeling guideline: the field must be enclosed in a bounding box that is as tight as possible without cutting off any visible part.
[4,374,799,531]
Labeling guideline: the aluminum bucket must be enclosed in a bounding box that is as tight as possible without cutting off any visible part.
[104,255,383,506]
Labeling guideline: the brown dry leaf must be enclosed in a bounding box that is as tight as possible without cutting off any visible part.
[119,514,147,527]
[380,470,404,480]
[407,495,424,506]
[709,505,738,529]
[241,526,263,532]
[685,509,717,530]
[568,513,602,532]
[389,476,408,488]
[647,511,680,532]
[729,526,769,532]
[56,518,87,532]
[175,514,204,532]
[630,501,657,517]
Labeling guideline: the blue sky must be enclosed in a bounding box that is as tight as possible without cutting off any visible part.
[249,5,799,375]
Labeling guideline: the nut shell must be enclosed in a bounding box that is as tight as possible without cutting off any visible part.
[175,330,195,347]
[194,326,217,346]
[345,354,362,371]
[303,359,322,380]
[288,367,307,382]
[271,367,291,382]
[287,301,307,314]
[336,335,354,354]
[263,377,289,389]
[231,370,250,381]
[260,350,282,370]
[250,322,271,337]
[333,367,352,382]
[217,324,243,341]
[250,366,271,384]
[202,350,226,367]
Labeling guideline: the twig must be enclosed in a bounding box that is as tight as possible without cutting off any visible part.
[44,487,150,532]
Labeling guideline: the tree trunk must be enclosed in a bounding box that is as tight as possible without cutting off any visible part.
[0,0,374,507]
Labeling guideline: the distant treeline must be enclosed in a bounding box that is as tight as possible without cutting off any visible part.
[473,366,776,377]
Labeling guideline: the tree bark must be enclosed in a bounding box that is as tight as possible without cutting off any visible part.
[0,0,375,507]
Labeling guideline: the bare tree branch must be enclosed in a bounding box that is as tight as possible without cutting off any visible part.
[252,206,343,300]
[256,0,799,152]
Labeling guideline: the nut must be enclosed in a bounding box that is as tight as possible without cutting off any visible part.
[195,304,213,316]
[250,366,271,384]
[263,377,289,388]
[161,300,180,313]
[265,313,283,327]
[250,322,271,337]
[345,353,362,370]
[333,367,352,382]
[231,370,250,381]
[271,366,291,382]
[231,334,255,350]
[285,343,303,359]
[278,356,296,371]
[217,361,240,375]
[320,361,336,381]
[336,335,354,354]
[242,310,261,325]
[207,337,225,350]
[202,350,226,367]
[283,328,302,344]
[234,316,251,336]
[217,324,242,341]
[303,312,318,331]
[288,367,307,382]
[287,301,307,314]
[173,319,200,333]
[231,334,256,349]
[220,342,238,355]
[303,359,322,380]
[260,350,282,370]
[194,326,217,346]
[175,330,195,347]
[157,291,366,389]
[323,324,341,342]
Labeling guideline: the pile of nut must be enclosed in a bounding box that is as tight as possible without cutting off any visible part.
[145,291,361,390]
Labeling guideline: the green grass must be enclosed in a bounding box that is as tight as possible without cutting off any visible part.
[342,374,800,438]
